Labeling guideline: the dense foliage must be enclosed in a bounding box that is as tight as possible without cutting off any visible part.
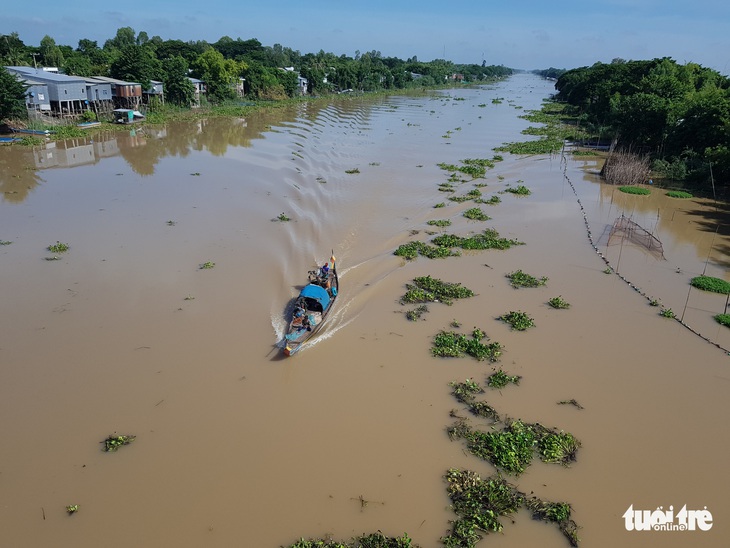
[554,58,730,190]
[0,66,28,119]
[0,29,512,111]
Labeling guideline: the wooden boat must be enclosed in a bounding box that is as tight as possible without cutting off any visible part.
[283,253,339,356]
[10,127,52,135]
[77,121,101,129]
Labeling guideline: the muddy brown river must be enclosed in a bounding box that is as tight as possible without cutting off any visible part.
[1,73,728,547]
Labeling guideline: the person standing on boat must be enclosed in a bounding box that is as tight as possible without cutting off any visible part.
[320,262,330,278]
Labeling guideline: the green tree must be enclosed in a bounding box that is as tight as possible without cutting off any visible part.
[104,27,136,51]
[191,48,241,101]
[162,56,195,106]
[39,35,64,68]
[0,32,29,65]
[110,44,161,90]
[0,67,28,120]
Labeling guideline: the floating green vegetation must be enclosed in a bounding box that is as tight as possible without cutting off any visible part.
[494,138,564,155]
[345,168,360,174]
[603,267,612,274]
[498,311,535,331]
[438,182,456,192]
[548,296,571,309]
[690,275,730,294]
[432,328,502,362]
[450,319,461,328]
[492,98,503,104]
[190,172,201,176]
[451,418,581,475]
[432,228,524,251]
[47,241,69,253]
[277,212,291,222]
[477,195,501,206]
[572,150,599,156]
[525,498,580,546]
[506,270,548,288]
[666,190,693,198]
[448,194,472,203]
[102,434,136,452]
[369,162,380,166]
[437,158,500,180]
[427,219,451,227]
[286,532,418,548]
[406,304,429,321]
[487,370,521,389]
[473,182,488,188]
[659,308,676,318]
[715,314,730,328]
[463,207,491,221]
[65,504,79,515]
[0,240,12,245]
[199,261,216,269]
[618,186,651,195]
[394,241,459,260]
[45,256,62,261]
[166,220,176,226]
[401,275,475,305]
[449,378,484,403]
[649,298,660,306]
[442,469,521,546]
[505,185,531,196]
[433,202,446,208]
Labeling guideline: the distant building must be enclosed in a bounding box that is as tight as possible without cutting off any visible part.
[91,76,143,109]
[5,66,89,116]
[188,77,206,107]
[282,67,308,95]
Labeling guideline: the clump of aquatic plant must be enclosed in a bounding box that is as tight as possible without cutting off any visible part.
[449,378,484,403]
[603,267,612,274]
[433,202,446,208]
[166,220,176,226]
[438,182,456,192]
[548,296,571,309]
[65,504,79,515]
[537,430,581,465]
[648,298,660,306]
[394,241,459,260]
[505,185,531,196]
[427,219,451,227]
[0,240,12,245]
[199,261,216,269]
[450,319,461,328]
[659,308,675,318]
[345,168,360,174]
[714,314,730,327]
[666,190,693,198]
[45,256,62,261]
[494,138,564,155]
[441,469,523,546]
[432,328,502,362]
[618,186,651,195]
[47,241,69,253]
[487,370,521,389]
[477,195,501,205]
[498,311,535,331]
[276,212,291,222]
[406,304,429,321]
[525,497,581,546]
[286,532,417,548]
[102,434,136,452]
[448,194,472,203]
[432,228,524,251]
[401,275,475,305]
[463,208,491,221]
[690,275,730,294]
[506,269,547,288]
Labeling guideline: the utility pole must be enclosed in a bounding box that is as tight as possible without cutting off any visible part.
[31,52,39,69]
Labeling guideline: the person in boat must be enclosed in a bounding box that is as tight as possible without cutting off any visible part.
[319,262,330,278]
[301,314,311,331]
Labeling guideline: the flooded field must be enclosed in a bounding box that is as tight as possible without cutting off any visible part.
[1,73,729,548]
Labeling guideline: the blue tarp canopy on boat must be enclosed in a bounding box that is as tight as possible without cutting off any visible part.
[300,284,330,310]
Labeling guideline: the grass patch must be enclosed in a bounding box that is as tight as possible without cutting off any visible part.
[715,314,730,327]
[487,370,521,389]
[548,296,571,309]
[498,311,535,331]
[618,186,651,195]
[666,190,693,198]
[432,328,502,362]
[690,275,730,294]
[463,207,491,221]
[102,434,136,452]
[401,275,475,305]
[504,185,531,196]
[506,270,547,288]
[47,241,70,253]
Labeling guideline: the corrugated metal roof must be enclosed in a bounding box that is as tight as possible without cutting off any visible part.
[92,75,141,86]
[5,66,85,83]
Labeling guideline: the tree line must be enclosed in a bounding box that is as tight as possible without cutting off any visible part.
[0,28,512,109]
[554,58,730,190]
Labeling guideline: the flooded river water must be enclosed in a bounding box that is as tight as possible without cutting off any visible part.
[1,73,729,548]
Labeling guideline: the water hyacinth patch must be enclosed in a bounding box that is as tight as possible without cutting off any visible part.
[690,275,730,294]
[506,270,548,288]
[463,207,491,221]
[432,228,524,251]
[487,370,521,389]
[715,314,730,328]
[666,190,693,198]
[394,241,459,260]
[498,311,535,331]
[505,184,531,196]
[432,328,502,362]
[401,275,474,306]
[406,304,429,321]
[102,434,136,452]
[548,296,571,309]
[47,241,70,253]
[618,186,651,195]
